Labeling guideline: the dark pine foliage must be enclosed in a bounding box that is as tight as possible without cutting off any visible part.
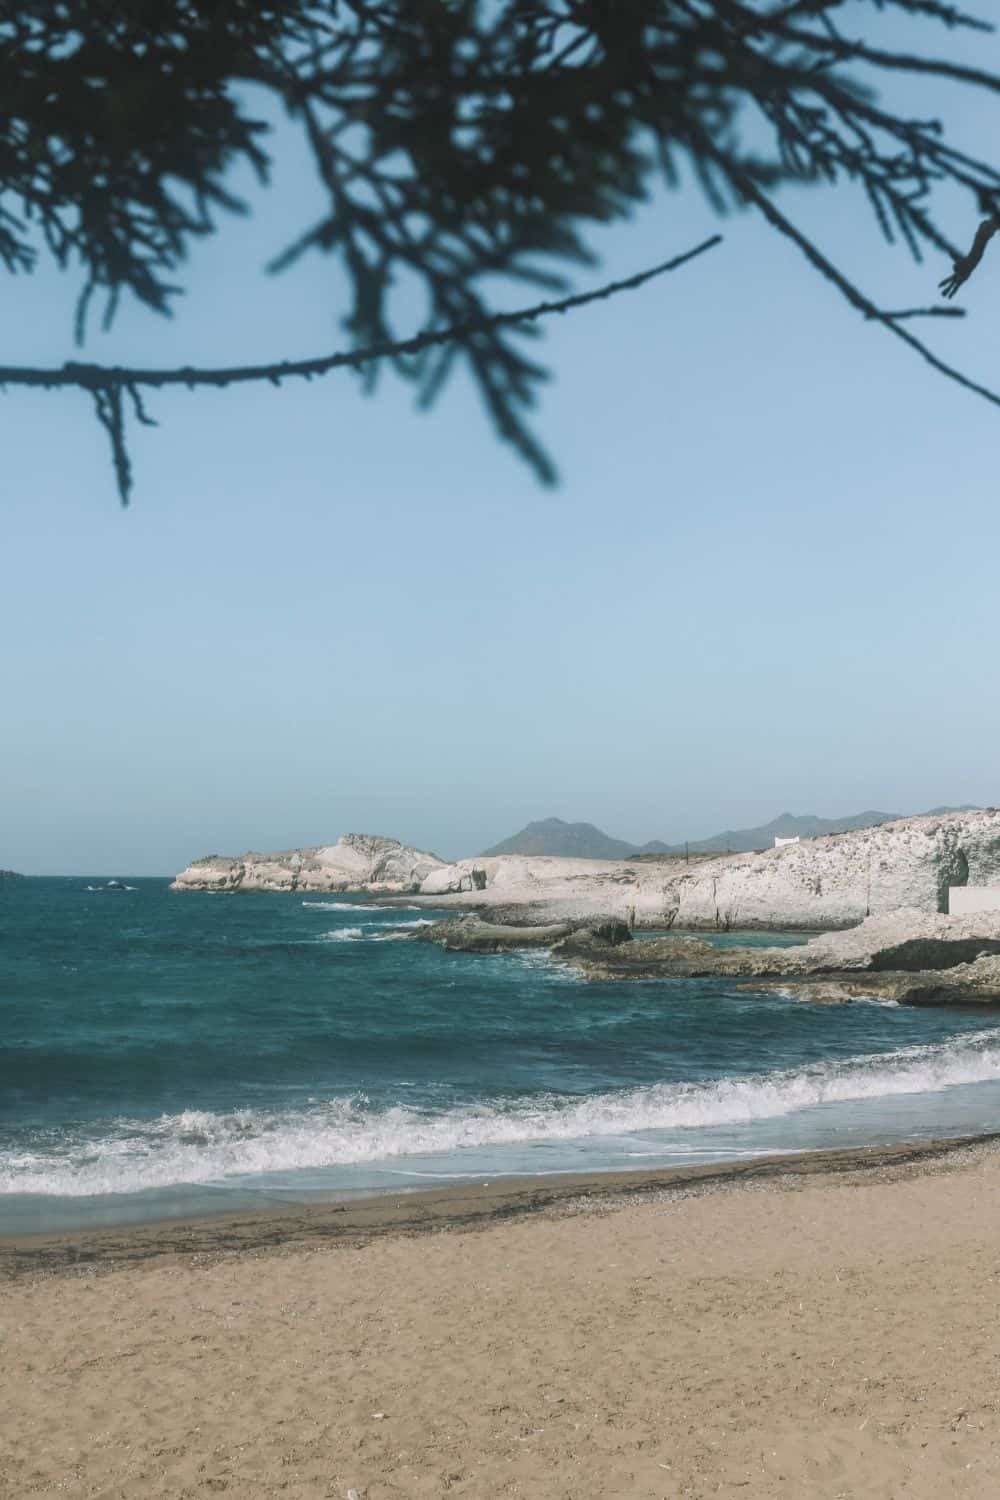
[3,0,1000,501]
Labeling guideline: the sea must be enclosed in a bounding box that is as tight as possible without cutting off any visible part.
[4,876,1000,1236]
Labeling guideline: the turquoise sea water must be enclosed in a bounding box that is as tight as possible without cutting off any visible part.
[3,877,1000,1234]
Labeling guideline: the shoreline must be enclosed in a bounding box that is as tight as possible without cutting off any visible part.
[9,1131,1000,1496]
[5,1129,999,1281]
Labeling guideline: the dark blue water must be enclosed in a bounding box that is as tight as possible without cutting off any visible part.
[3,877,1000,1232]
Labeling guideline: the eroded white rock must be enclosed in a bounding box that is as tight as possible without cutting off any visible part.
[170,833,446,894]
[171,810,1000,929]
[419,810,1000,930]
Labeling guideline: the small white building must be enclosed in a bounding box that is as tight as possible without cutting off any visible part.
[774,835,800,848]
[948,886,1000,917]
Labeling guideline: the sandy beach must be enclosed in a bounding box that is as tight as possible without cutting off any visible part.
[4,1139,1000,1498]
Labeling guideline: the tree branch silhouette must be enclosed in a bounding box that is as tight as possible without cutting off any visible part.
[4,1,1000,503]
[1,236,721,504]
[940,217,1000,297]
[700,142,1000,414]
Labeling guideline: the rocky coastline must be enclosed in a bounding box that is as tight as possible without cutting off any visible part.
[170,810,1000,1006]
[172,809,1000,929]
[414,907,1000,1006]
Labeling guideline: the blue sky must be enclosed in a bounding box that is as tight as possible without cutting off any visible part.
[4,13,1000,874]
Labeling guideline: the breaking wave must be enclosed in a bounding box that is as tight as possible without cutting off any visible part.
[6,1028,1000,1198]
[301,901,423,912]
[770,986,900,1009]
[302,900,380,911]
[313,919,434,942]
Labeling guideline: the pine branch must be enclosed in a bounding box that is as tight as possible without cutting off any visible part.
[694,133,1000,413]
[0,236,722,505]
[6,2,1000,505]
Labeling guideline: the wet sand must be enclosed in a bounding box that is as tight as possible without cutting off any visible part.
[4,1136,1000,1497]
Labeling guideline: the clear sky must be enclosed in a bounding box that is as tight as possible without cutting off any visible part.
[4,13,1000,875]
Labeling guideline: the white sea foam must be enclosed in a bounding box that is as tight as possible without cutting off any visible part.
[771,985,899,1009]
[6,1028,1000,1198]
[318,919,433,941]
[372,921,435,942]
[302,901,380,911]
[301,901,425,912]
[514,950,581,983]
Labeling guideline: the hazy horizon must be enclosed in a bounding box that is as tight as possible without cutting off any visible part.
[5,798,993,878]
[4,11,1000,878]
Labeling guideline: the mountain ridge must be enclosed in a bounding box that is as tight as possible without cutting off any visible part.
[481,818,636,860]
[480,808,980,860]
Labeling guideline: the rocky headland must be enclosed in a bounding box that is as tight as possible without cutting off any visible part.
[416,808,1000,929]
[169,833,447,895]
[170,810,1000,1005]
[172,809,1000,926]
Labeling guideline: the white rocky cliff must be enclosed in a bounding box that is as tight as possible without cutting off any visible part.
[170,834,447,894]
[417,808,1000,929]
[171,810,1000,929]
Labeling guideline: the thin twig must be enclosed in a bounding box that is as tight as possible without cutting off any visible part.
[699,141,1000,413]
[875,306,966,320]
[0,238,723,394]
[1,235,721,505]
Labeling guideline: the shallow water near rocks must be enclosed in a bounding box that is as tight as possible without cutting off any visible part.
[3,878,1000,1234]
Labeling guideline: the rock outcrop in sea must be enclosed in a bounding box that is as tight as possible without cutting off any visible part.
[416,906,1000,1005]
[551,908,1000,982]
[170,834,446,894]
[414,915,633,955]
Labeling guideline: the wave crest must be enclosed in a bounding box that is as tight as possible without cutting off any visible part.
[301,901,424,912]
[5,1028,1000,1198]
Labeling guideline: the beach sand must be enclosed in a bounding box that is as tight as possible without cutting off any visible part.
[4,1140,1000,1498]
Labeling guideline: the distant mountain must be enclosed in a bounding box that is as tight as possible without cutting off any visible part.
[655,810,901,856]
[480,818,637,860]
[669,806,984,855]
[481,806,983,861]
[480,812,904,860]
